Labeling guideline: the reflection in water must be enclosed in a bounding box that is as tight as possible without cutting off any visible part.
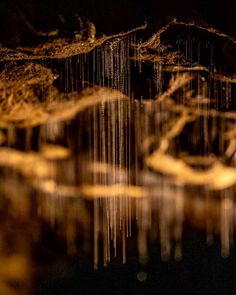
[1,20,236,293]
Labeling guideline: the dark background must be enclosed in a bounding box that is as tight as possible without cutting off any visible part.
[36,226,236,295]
[0,0,236,45]
[1,1,236,294]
